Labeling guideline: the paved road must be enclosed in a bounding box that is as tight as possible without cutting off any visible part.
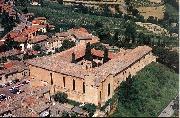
[158,95,178,117]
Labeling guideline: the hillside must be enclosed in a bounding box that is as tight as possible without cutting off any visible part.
[111,62,179,117]
[17,1,127,33]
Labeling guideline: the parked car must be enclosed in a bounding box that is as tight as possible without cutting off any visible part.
[6,82,10,86]
[0,94,6,101]
[9,87,22,94]
[22,80,30,84]
[12,79,20,84]
[0,84,6,88]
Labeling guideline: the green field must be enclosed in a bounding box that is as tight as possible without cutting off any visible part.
[111,62,179,117]
[17,1,127,34]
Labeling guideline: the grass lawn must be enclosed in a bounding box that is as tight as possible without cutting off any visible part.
[111,62,179,117]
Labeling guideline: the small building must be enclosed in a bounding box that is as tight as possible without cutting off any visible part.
[0,60,29,84]
[27,35,48,51]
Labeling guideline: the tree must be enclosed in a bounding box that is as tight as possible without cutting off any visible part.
[113,31,119,45]
[15,0,29,6]
[147,16,157,24]
[103,48,109,63]
[94,21,103,29]
[32,44,42,52]
[57,0,63,4]
[61,111,70,117]
[124,21,136,43]
[61,40,76,50]
[39,0,44,6]
[53,92,68,104]
[103,4,111,16]
[81,103,97,117]
[132,9,139,17]
[1,11,16,35]
[22,7,28,14]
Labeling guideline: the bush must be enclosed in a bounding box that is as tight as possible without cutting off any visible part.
[61,111,70,117]
[67,99,81,106]
[53,92,68,104]
[81,103,97,117]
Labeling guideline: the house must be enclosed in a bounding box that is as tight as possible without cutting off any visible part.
[46,37,66,53]
[0,60,29,84]
[67,28,99,44]
[27,35,48,51]
[0,49,23,60]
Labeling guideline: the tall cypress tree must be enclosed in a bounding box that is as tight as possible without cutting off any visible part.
[85,42,92,61]
[103,48,109,63]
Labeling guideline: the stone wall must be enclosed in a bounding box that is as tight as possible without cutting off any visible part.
[97,52,156,106]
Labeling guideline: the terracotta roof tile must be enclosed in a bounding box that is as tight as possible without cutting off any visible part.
[29,35,48,44]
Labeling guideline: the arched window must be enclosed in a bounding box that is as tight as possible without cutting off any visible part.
[108,83,110,96]
[73,79,75,90]
[83,82,85,93]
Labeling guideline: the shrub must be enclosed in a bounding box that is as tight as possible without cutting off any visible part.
[81,103,97,117]
[53,92,68,104]
[67,99,81,106]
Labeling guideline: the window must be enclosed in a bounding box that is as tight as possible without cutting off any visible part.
[50,73,53,85]
[0,77,2,80]
[108,83,110,96]
[100,91,102,100]
[63,77,65,87]
[73,79,75,90]
[83,82,85,93]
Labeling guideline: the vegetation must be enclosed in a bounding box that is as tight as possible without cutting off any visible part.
[52,92,68,104]
[152,46,179,73]
[55,40,76,53]
[15,0,178,49]
[16,1,126,33]
[111,62,179,117]
[32,44,42,52]
[67,99,81,106]
[103,48,109,63]
[0,12,17,37]
[171,96,179,117]
[80,103,97,117]
[61,111,70,117]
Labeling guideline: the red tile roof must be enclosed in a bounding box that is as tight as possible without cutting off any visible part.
[4,61,13,69]
[29,35,48,44]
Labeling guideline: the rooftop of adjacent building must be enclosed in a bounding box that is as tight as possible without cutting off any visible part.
[0,60,28,76]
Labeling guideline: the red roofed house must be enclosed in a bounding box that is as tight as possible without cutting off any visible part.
[0,61,29,84]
